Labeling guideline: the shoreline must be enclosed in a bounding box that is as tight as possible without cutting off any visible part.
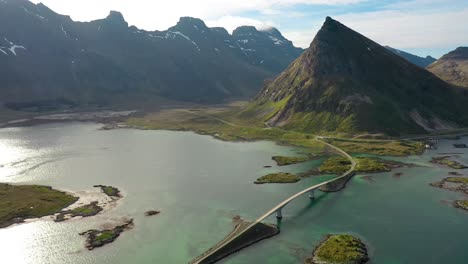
[3,187,123,229]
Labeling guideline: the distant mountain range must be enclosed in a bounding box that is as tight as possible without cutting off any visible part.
[250,17,468,135]
[385,46,436,68]
[0,0,303,109]
[427,47,468,88]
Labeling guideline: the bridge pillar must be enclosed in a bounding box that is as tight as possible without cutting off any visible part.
[276,208,283,219]
[309,189,315,199]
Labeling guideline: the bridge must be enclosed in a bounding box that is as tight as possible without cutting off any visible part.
[190,137,357,264]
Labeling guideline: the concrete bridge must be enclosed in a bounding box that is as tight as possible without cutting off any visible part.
[190,137,356,264]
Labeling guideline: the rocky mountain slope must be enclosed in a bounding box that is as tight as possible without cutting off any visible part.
[386,46,436,68]
[0,0,303,109]
[427,47,468,88]
[250,17,468,135]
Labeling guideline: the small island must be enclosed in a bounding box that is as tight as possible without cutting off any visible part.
[453,144,468,148]
[0,183,78,228]
[80,218,134,250]
[272,156,308,166]
[431,156,468,169]
[145,210,160,216]
[254,173,301,184]
[431,177,468,194]
[54,201,103,222]
[306,234,369,264]
[318,156,407,175]
[94,185,122,199]
[454,200,468,211]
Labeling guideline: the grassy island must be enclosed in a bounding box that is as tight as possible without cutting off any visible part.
[272,156,308,166]
[307,234,369,264]
[430,177,468,194]
[319,156,397,174]
[80,219,134,250]
[55,201,103,222]
[0,183,78,228]
[254,173,301,184]
[454,200,468,211]
[94,185,121,198]
[431,156,468,169]
[323,138,424,156]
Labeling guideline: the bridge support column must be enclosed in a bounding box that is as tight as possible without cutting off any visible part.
[309,189,315,199]
[276,208,283,219]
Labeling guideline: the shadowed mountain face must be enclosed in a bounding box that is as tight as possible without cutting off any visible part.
[0,0,303,108]
[427,47,468,88]
[253,17,468,135]
[385,46,436,68]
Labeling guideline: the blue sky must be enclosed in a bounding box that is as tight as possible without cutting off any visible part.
[32,0,468,58]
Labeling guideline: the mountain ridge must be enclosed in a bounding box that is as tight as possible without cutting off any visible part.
[0,0,303,109]
[427,47,468,88]
[249,17,468,135]
[385,46,436,68]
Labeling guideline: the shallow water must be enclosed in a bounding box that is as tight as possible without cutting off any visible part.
[0,123,467,264]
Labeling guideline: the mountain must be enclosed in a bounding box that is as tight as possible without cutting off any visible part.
[249,17,468,135]
[0,0,303,110]
[427,47,468,88]
[385,46,436,68]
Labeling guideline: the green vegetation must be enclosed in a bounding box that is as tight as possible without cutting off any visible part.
[430,177,468,194]
[355,158,392,173]
[431,156,468,169]
[126,109,325,152]
[127,107,426,158]
[324,138,425,156]
[454,200,468,211]
[307,234,369,264]
[445,177,468,184]
[272,156,308,166]
[80,219,134,250]
[0,183,78,228]
[55,201,103,222]
[94,185,121,198]
[319,156,397,175]
[254,173,301,184]
[319,157,352,174]
[95,230,116,243]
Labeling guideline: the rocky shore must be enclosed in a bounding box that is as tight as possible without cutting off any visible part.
[80,218,134,250]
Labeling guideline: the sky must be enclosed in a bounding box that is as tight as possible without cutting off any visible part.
[30,0,468,58]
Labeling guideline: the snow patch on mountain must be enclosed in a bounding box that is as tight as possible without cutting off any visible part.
[268,36,284,45]
[2,38,26,56]
[169,31,201,52]
[60,25,69,37]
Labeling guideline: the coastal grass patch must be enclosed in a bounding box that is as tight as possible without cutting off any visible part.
[126,109,325,152]
[0,183,78,228]
[445,177,468,184]
[254,173,301,184]
[307,234,369,264]
[454,200,468,211]
[272,156,308,166]
[431,156,468,169]
[94,185,121,198]
[324,138,424,156]
[319,156,395,174]
[126,107,426,157]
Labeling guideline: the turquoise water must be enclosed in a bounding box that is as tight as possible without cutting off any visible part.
[0,123,467,264]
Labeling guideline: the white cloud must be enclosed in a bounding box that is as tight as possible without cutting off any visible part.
[206,16,275,33]
[30,0,366,30]
[284,7,468,54]
[335,8,468,49]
